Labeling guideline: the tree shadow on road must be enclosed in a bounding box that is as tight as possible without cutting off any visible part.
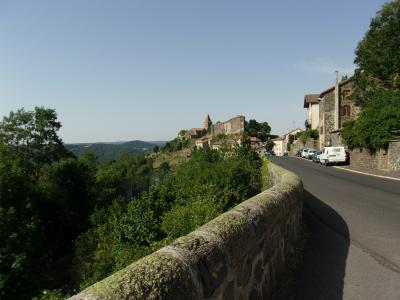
[289,190,350,300]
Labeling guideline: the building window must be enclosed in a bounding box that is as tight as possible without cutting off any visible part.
[340,105,351,116]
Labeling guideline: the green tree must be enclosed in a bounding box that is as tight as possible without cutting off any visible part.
[299,131,308,145]
[286,134,295,151]
[308,129,319,140]
[161,199,222,239]
[342,90,400,151]
[73,145,262,289]
[37,157,96,256]
[0,141,44,299]
[244,119,271,142]
[266,140,275,151]
[288,134,295,144]
[0,108,96,299]
[342,1,400,151]
[161,138,191,153]
[0,107,69,178]
[352,0,400,106]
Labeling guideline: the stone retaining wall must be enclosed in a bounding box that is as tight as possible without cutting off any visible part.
[348,141,400,172]
[70,163,303,300]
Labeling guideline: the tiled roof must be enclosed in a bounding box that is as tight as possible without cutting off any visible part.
[319,77,354,97]
[303,94,320,108]
[249,136,261,142]
[271,136,285,141]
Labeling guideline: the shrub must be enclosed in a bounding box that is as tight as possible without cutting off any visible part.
[342,90,400,151]
[161,199,223,239]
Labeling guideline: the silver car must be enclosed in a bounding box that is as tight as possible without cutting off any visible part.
[301,148,310,158]
[307,149,317,159]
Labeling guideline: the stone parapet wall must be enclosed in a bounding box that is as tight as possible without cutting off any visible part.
[70,163,303,300]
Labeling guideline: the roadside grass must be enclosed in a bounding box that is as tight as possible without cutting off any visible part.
[261,157,272,191]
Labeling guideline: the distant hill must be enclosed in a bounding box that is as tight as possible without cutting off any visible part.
[66,140,166,162]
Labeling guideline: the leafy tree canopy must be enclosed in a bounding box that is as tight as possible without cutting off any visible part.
[244,119,271,142]
[352,0,400,106]
[265,140,275,151]
[73,145,262,287]
[342,89,400,151]
[0,107,68,176]
[343,1,400,151]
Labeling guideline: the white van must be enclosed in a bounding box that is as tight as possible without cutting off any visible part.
[320,146,347,165]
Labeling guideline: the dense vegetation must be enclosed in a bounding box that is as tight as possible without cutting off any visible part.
[73,143,262,290]
[299,129,319,145]
[66,140,164,162]
[0,107,262,299]
[343,0,400,150]
[0,107,89,299]
[244,119,271,142]
[161,137,192,152]
[342,90,400,151]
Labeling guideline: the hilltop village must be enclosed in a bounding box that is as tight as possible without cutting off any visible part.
[177,114,264,150]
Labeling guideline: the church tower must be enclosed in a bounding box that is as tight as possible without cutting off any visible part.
[204,114,212,132]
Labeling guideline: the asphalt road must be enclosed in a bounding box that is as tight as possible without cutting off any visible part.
[271,156,400,300]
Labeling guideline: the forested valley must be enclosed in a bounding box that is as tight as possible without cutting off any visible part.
[0,107,263,299]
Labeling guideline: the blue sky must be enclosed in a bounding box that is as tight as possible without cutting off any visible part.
[0,0,388,142]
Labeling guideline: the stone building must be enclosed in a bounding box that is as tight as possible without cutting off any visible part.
[303,73,399,173]
[179,128,205,140]
[271,136,286,156]
[318,76,360,149]
[195,137,211,148]
[204,114,212,132]
[210,115,245,136]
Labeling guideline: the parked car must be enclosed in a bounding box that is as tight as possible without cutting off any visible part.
[296,149,303,157]
[320,146,347,165]
[307,149,317,159]
[266,150,275,156]
[301,148,310,158]
[312,150,322,162]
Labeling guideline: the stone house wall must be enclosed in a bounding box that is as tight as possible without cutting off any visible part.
[338,80,359,128]
[320,90,336,148]
[212,116,245,136]
[320,79,360,148]
[319,97,325,149]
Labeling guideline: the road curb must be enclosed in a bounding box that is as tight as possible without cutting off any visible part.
[333,166,400,182]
